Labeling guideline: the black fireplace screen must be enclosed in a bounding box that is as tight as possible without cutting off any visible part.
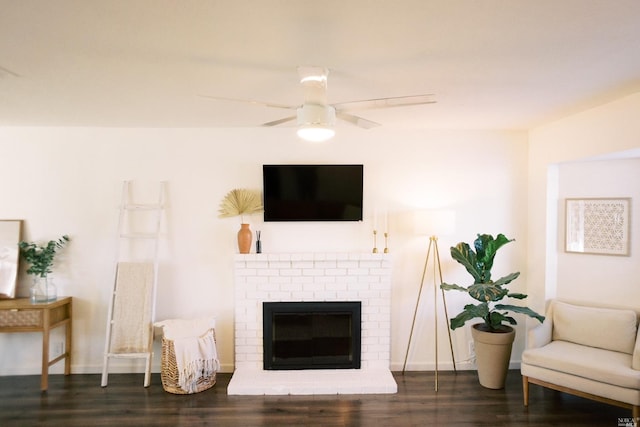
[263,301,361,370]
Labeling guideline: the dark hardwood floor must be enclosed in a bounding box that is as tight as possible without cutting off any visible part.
[0,370,630,426]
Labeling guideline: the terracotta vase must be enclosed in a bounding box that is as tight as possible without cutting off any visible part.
[237,223,252,254]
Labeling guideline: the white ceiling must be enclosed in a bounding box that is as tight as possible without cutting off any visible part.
[1,0,640,130]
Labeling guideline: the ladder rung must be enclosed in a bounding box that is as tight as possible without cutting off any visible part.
[121,204,164,211]
[119,233,160,239]
[106,352,152,359]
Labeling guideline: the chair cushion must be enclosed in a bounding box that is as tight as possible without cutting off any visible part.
[522,340,640,389]
[552,301,637,354]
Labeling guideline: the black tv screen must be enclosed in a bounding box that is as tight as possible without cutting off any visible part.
[263,164,363,222]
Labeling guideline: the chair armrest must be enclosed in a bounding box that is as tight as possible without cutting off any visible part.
[527,318,552,349]
[633,324,640,370]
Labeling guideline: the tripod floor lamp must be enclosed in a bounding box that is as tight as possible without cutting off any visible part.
[402,210,456,392]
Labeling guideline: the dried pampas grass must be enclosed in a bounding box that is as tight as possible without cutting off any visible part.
[218,189,263,221]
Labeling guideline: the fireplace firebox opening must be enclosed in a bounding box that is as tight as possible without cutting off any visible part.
[263,301,361,370]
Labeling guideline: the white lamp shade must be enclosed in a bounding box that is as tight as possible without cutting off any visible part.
[413,210,456,236]
[296,125,335,142]
[296,104,336,142]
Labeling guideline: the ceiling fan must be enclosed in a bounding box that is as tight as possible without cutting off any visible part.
[201,66,436,142]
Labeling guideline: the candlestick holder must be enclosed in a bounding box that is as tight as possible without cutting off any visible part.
[372,230,378,253]
[384,232,389,253]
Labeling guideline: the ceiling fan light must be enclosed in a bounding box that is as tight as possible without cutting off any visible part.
[297,125,335,142]
[296,104,336,142]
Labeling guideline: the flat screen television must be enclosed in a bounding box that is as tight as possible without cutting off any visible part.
[263,164,363,222]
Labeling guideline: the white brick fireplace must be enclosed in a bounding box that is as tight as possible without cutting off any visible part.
[228,252,397,395]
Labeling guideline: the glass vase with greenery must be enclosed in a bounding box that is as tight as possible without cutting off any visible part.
[18,235,70,303]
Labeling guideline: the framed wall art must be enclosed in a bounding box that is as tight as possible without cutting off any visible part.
[565,198,631,256]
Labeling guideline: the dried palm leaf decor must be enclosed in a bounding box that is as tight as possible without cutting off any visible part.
[218,189,263,223]
[219,189,264,254]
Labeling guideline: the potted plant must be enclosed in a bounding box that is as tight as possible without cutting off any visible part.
[18,235,70,303]
[218,189,263,254]
[440,233,544,389]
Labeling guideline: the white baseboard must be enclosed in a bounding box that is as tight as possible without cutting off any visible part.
[390,360,521,372]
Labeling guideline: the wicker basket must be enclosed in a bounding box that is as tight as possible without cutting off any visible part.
[160,328,217,394]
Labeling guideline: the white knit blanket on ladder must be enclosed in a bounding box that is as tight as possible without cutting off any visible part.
[156,317,219,394]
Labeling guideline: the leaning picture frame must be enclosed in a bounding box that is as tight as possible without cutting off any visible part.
[565,198,631,256]
[0,220,22,298]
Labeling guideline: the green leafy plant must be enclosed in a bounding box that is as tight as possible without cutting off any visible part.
[18,235,70,278]
[440,233,544,332]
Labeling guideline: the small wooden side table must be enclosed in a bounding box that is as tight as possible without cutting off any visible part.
[0,297,72,391]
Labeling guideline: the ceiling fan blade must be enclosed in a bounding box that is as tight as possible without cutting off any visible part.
[199,95,296,110]
[334,94,436,111]
[0,65,20,78]
[336,112,380,129]
[261,116,297,127]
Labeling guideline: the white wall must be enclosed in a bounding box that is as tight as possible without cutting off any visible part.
[0,126,528,375]
[4,86,639,378]
[528,92,640,314]
[556,158,640,307]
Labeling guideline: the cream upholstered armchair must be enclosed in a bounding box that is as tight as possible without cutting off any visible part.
[521,300,640,419]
